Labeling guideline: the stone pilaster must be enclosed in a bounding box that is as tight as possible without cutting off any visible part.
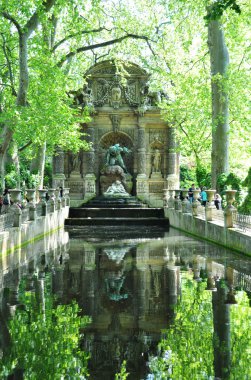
[85,125,95,174]
[52,147,66,188]
[84,125,96,202]
[136,120,148,198]
[166,125,179,190]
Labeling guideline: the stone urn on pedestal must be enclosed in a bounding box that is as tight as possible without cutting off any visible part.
[174,189,181,211]
[163,188,169,208]
[167,190,175,209]
[181,189,190,213]
[48,188,56,212]
[192,189,201,216]
[9,189,22,227]
[63,188,70,206]
[205,189,216,221]
[26,189,37,220]
[55,188,62,210]
[38,189,48,216]
[224,190,237,228]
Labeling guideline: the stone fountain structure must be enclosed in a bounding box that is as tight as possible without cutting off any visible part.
[52,60,179,207]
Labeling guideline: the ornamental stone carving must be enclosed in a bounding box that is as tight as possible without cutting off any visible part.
[110,114,121,132]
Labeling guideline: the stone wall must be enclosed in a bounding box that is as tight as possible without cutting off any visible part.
[0,205,69,257]
[166,208,251,256]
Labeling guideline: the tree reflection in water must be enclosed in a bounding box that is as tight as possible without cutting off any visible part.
[0,228,251,380]
[0,274,91,379]
[147,274,251,380]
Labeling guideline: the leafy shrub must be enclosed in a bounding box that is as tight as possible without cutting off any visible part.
[239,167,251,213]
[196,166,211,189]
[4,170,19,189]
[217,172,243,207]
[180,165,196,189]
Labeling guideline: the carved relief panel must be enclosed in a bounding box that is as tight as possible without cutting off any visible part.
[85,61,150,109]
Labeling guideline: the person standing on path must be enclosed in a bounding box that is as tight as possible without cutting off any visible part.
[188,183,195,203]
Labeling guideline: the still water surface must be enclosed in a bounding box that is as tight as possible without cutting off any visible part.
[0,226,250,379]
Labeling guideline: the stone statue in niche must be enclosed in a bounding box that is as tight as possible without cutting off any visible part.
[71,152,82,174]
[105,143,131,173]
[152,149,161,173]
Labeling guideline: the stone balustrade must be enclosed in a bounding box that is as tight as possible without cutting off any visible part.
[164,189,241,230]
[164,189,251,255]
[0,188,69,230]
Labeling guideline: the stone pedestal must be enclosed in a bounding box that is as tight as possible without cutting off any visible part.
[136,174,148,200]
[52,148,66,188]
[150,171,162,180]
[166,174,179,190]
[100,165,132,195]
[84,173,96,202]
[66,171,85,203]
[52,173,66,189]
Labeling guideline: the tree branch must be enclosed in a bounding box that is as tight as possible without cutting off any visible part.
[155,21,171,35]
[24,0,56,38]
[18,140,32,152]
[179,121,199,158]
[0,33,17,96]
[237,43,251,70]
[52,26,113,52]
[57,33,152,67]
[91,49,111,64]
[2,0,56,37]
[1,12,22,35]
[185,51,209,74]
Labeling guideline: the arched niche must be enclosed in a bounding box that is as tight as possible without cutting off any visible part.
[99,131,134,174]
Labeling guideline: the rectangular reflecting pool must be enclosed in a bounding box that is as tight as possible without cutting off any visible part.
[0,226,250,379]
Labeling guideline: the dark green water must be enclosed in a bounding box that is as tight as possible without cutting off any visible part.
[0,226,250,379]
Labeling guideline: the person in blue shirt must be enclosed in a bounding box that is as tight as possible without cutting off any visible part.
[200,187,207,206]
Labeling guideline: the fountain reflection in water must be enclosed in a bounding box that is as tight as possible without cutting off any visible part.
[0,227,251,379]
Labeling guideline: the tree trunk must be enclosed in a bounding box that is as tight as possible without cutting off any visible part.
[11,144,21,188]
[0,0,56,179]
[0,153,6,192]
[208,19,230,189]
[30,143,46,188]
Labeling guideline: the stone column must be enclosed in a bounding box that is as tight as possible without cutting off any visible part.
[136,119,148,199]
[84,125,96,202]
[52,147,66,188]
[166,125,179,190]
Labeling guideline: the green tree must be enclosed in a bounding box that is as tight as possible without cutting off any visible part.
[1,0,250,187]
[0,274,91,379]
